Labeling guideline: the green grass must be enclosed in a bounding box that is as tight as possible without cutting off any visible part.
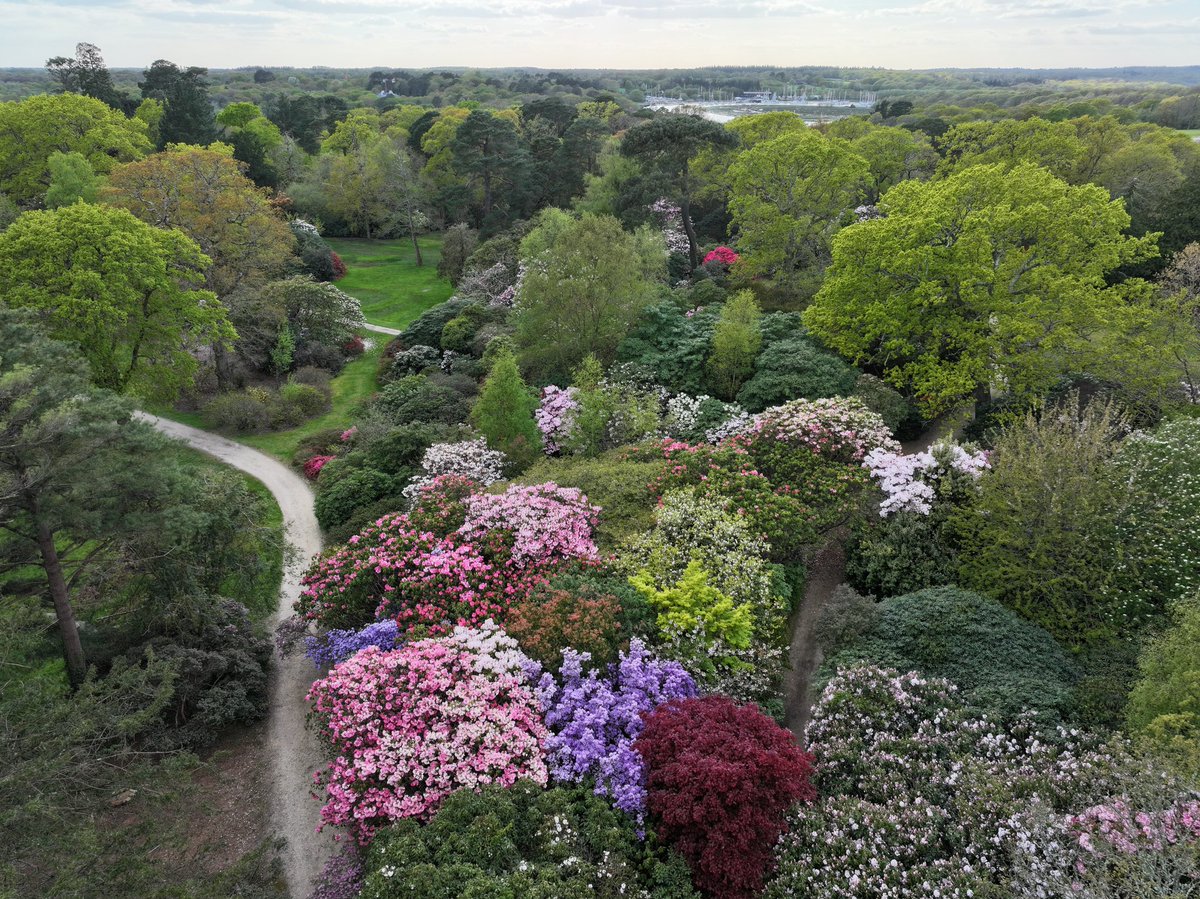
[1180,129,1200,138]
[328,235,455,330]
[239,339,386,461]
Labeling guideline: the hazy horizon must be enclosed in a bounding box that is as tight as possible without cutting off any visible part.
[2,0,1197,73]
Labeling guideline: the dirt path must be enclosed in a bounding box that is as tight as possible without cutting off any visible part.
[784,414,964,742]
[137,414,330,899]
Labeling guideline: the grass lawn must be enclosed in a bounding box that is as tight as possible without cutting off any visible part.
[327,235,455,330]
[1180,129,1200,139]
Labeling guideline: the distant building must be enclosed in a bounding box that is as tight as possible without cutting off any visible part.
[734,91,775,103]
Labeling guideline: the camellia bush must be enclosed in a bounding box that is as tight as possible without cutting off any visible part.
[533,638,697,824]
[306,620,548,844]
[635,695,816,899]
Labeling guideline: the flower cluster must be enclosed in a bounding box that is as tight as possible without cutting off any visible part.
[533,639,697,823]
[863,441,990,517]
[458,483,600,566]
[304,454,335,480]
[662,393,746,444]
[456,261,514,307]
[702,246,739,267]
[304,619,402,669]
[745,396,900,466]
[535,385,579,454]
[649,197,690,256]
[402,437,506,502]
[307,620,548,844]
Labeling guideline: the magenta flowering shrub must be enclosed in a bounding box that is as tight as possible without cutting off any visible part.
[532,638,697,823]
[863,441,990,516]
[535,385,579,454]
[458,482,600,566]
[304,454,335,480]
[307,620,548,844]
[703,246,739,267]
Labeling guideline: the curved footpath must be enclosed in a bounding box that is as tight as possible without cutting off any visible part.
[135,413,330,899]
[784,414,964,739]
[361,321,401,336]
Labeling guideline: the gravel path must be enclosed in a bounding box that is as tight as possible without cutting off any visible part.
[361,321,401,336]
[137,413,330,899]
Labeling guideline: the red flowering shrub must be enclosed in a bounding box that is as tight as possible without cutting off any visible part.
[635,695,816,899]
[330,250,347,280]
[506,582,623,670]
[304,454,336,480]
[405,474,480,536]
[703,246,739,267]
[342,334,365,356]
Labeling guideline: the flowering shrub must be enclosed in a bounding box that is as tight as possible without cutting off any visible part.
[400,437,506,501]
[863,441,989,516]
[304,619,401,669]
[534,639,697,824]
[330,250,346,280]
[636,695,816,899]
[458,482,600,566]
[506,581,624,670]
[703,246,739,267]
[536,384,579,454]
[306,620,548,843]
[743,396,900,470]
[303,454,335,480]
[386,344,440,380]
[309,846,364,899]
[662,393,746,443]
[404,473,478,535]
[649,198,690,256]
[342,334,364,355]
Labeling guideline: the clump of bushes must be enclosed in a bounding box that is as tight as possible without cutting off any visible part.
[202,377,331,434]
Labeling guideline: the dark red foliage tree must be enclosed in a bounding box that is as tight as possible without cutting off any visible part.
[635,695,816,899]
[330,251,347,280]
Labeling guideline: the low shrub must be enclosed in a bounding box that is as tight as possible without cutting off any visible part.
[735,337,858,413]
[506,581,624,671]
[1126,597,1200,776]
[313,468,395,530]
[203,391,270,433]
[273,381,330,428]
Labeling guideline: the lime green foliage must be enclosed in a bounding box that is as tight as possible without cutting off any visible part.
[326,236,454,330]
[707,289,762,400]
[631,560,754,651]
[804,162,1164,417]
[0,93,150,203]
[1127,598,1200,777]
[0,203,233,400]
[470,349,540,471]
[44,151,99,208]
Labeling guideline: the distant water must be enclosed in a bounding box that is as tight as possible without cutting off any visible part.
[645,102,869,125]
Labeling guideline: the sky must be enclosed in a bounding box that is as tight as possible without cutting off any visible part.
[1,0,1198,71]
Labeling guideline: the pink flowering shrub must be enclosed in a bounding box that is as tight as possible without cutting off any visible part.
[304,455,336,480]
[535,385,579,454]
[307,620,548,844]
[703,246,739,267]
[401,438,506,502]
[742,397,900,469]
[458,483,600,566]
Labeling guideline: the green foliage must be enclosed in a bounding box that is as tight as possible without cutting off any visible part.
[203,391,271,433]
[1127,598,1200,776]
[953,399,1132,647]
[360,781,699,899]
[630,559,754,656]
[852,373,921,438]
[373,373,474,426]
[0,92,150,203]
[845,512,961,600]
[936,117,1086,179]
[735,336,858,413]
[563,355,661,457]
[825,587,1079,721]
[269,322,295,376]
[471,349,541,470]
[805,162,1164,416]
[397,295,475,350]
[515,211,665,383]
[138,60,216,148]
[315,468,397,530]
[44,151,99,208]
[0,202,233,400]
[436,222,478,285]
[616,297,720,396]
[707,289,762,400]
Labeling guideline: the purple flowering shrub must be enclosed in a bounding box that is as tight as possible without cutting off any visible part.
[308,846,364,899]
[304,619,401,668]
[535,385,579,454]
[532,638,697,823]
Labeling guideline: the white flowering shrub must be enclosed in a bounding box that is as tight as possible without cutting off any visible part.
[863,441,990,517]
[662,393,747,443]
[402,438,506,502]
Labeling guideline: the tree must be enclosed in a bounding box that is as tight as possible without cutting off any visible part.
[0,93,150,204]
[260,276,365,348]
[727,129,869,290]
[470,349,540,471]
[216,101,284,188]
[621,115,739,270]
[514,212,665,383]
[437,223,478,285]
[43,151,99,208]
[935,117,1085,180]
[138,60,216,148]
[451,109,531,230]
[45,42,128,112]
[0,203,233,399]
[104,143,295,297]
[0,313,172,684]
[804,163,1163,416]
[707,290,762,400]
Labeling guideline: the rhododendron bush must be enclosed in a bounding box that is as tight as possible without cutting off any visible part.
[298,480,600,633]
[863,440,989,517]
[703,246,739,267]
[400,437,505,501]
[741,395,899,472]
[535,384,579,454]
[533,638,697,823]
[506,580,625,670]
[307,621,548,843]
[635,695,816,899]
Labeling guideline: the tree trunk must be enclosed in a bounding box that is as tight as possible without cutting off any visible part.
[33,514,87,687]
[410,228,423,267]
[973,381,992,419]
[680,165,699,272]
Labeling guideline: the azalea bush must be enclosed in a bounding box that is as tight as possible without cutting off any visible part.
[400,436,505,501]
[703,246,739,267]
[636,695,816,899]
[458,482,601,565]
[535,384,579,454]
[304,619,401,669]
[506,580,624,671]
[740,396,900,472]
[307,621,548,844]
[661,393,747,443]
[862,441,989,517]
[303,454,335,480]
[533,639,697,823]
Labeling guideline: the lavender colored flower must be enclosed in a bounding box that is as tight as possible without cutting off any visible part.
[305,619,402,668]
[534,638,697,823]
[535,385,579,454]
